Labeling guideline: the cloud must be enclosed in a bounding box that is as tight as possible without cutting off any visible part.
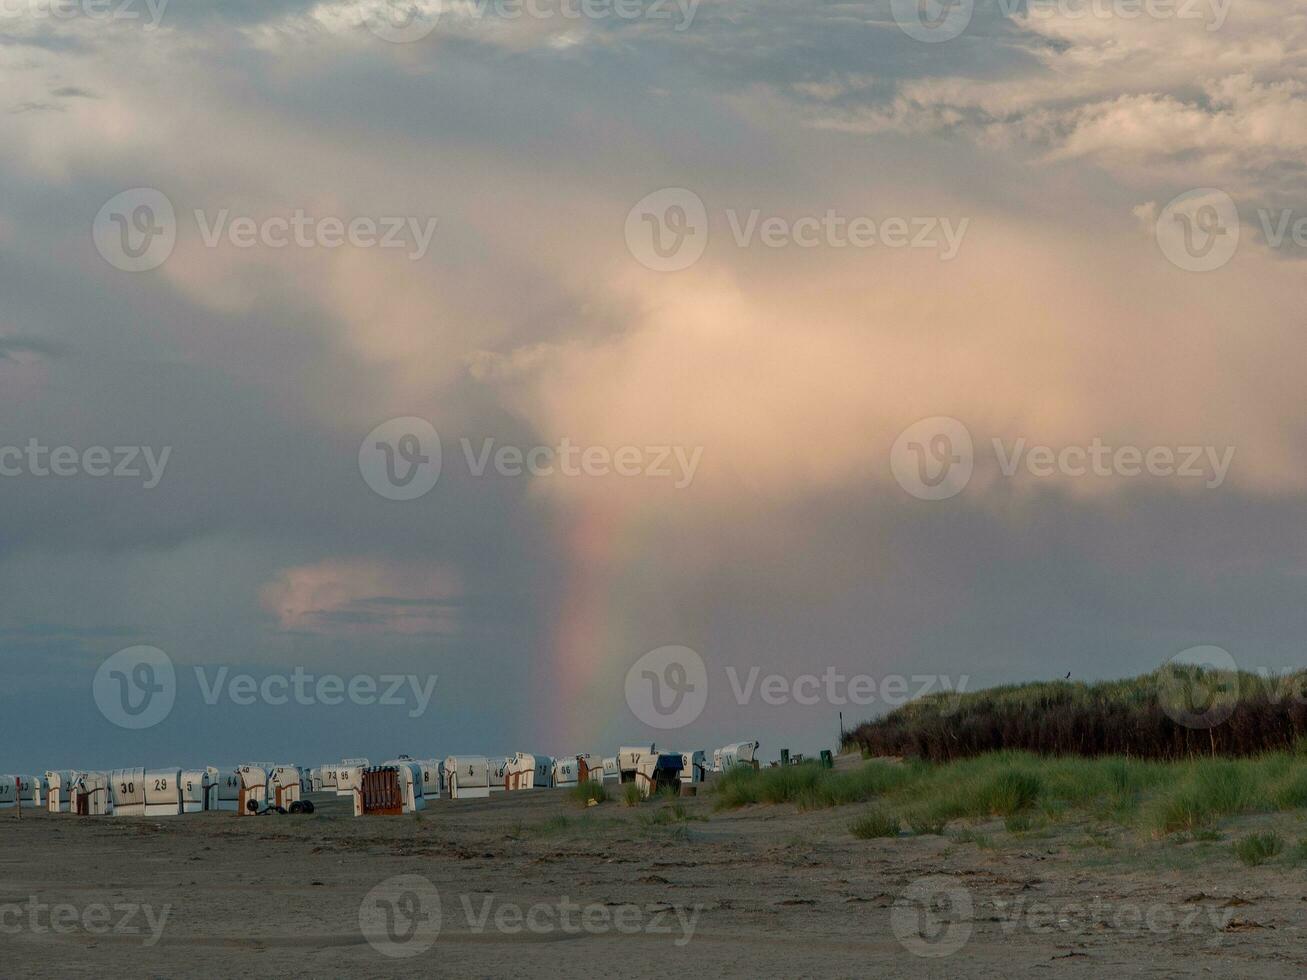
[801,1,1307,196]
[6,7,1305,510]
[0,334,64,360]
[8,102,64,114]
[260,559,463,636]
[2,0,1306,763]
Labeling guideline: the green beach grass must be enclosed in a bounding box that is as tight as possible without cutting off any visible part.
[845,666,1307,762]
[714,750,1307,840]
[567,780,610,807]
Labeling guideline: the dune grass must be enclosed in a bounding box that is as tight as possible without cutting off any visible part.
[714,750,1307,842]
[1234,831,1284,866]
[535,815,574,836]
[849,809,899,839]
[845,666,1307,761]
[904,810,947,835]
[567,781,609,807]
[637,802,692,827]
[713,757,914,811]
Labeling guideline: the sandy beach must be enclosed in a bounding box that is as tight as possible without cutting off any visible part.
[2,778,1303,978]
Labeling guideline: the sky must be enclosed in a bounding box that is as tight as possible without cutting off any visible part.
[2,0,1306,774]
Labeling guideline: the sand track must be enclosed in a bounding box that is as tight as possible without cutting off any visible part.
[1,787,1303,977]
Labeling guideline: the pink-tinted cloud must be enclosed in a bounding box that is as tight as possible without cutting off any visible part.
[261,558,462,636]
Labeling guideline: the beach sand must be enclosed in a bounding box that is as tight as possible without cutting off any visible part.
[1,782,1302,977]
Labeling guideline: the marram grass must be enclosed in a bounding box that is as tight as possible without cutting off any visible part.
[845,666,1307,761]
[714,751,1307,839]
[567,780,609,807]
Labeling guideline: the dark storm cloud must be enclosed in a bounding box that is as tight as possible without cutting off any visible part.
[0,335,65,359]
[0,0,1303,771]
